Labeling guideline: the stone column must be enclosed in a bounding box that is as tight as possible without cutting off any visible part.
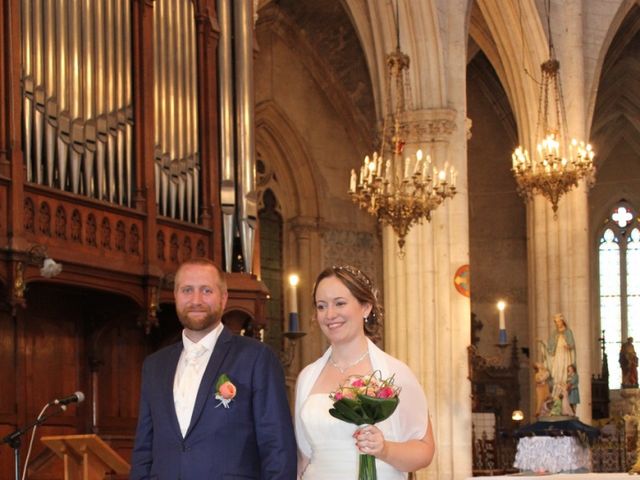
[289,216,324,371]
[527,0,592,422]
[384,108,471,480]
[559,0,592,422]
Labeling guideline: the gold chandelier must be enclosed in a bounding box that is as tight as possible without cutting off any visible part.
[348,38,456,253]
[511,6,595,215]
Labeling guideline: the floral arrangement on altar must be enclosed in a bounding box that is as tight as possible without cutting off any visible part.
[329,371,401,480]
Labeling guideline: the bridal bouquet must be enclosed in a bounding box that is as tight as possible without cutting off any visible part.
[329,371,401,480]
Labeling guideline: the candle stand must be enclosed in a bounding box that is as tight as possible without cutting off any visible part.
[279,331,306,369]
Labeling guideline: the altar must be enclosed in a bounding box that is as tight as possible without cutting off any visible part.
[509,417,600,474]
[470,474,632,479]
[514,436,590,473]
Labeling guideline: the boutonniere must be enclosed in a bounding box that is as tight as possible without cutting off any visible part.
[215,373,237,408]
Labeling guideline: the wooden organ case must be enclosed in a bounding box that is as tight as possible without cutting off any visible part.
[0,1,267,478]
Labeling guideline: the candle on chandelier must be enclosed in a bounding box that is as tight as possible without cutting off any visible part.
[288,274,300,332]
[350,169,357,192]
[497,300,507,345]
[414,150,423,175]
[404,157,411,179]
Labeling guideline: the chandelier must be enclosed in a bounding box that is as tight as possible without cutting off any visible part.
[511,7,595,215]
[348,32,456,253]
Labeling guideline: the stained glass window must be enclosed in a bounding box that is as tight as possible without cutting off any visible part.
[598,203,639,389]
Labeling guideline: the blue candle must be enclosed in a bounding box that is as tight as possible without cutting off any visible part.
[497,300,507,344]
[289,312,299,332]
[288,274,300,332]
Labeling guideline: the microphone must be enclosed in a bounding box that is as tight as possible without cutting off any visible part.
[52,391,85,406]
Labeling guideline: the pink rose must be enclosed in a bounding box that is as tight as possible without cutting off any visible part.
[218,381,236,400]
[377,386,395,399]
[351,378,366,388]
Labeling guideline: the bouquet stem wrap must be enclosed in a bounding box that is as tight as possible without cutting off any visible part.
[359,453,376,480]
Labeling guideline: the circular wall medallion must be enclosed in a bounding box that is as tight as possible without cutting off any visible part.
[453,264,470,297]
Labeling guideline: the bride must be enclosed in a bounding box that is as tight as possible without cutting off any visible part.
[295,265,435,479]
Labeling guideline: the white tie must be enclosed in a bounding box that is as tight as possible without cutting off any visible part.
[175,344,207,436]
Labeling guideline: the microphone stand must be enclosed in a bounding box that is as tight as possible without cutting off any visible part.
[1,403,65,480]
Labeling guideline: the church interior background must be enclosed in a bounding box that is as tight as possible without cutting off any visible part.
[1,0,639,478]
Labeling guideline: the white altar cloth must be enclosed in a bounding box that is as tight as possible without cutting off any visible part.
[470,474,631,480]
[513,436,590,473]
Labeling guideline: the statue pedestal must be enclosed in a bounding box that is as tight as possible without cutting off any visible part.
[611,387,640,417]
[615,388,640,473]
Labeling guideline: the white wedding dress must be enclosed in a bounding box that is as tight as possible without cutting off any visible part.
[299,394,406,480]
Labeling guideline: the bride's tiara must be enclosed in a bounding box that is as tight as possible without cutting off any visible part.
[332,265,377,298]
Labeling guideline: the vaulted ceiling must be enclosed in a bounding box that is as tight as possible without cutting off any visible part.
[591,5,640,165]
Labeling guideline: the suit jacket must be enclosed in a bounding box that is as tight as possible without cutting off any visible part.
[130,327,297,479]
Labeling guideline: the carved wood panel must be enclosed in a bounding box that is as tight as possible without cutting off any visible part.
[23,190,146,274]
[0,312,16,421]
[94,316,149,430]
[155,221,210,271]
[0,283,168,480]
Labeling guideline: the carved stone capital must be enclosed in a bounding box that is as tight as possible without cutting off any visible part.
[290,216,320,239]
[402,108,458,143]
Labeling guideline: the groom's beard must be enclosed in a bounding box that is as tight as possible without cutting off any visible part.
[177,305,223,332]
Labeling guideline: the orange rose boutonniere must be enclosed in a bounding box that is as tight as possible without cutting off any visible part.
[215,373,237,409]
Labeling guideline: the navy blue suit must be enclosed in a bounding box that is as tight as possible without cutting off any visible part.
[130,327,297,479]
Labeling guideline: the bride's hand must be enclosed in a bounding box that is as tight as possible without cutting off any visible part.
[354,425,386,457]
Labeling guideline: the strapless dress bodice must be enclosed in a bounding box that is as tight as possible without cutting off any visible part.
[299,394,405,480]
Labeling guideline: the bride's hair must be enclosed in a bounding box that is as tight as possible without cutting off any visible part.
[312,265,382,338]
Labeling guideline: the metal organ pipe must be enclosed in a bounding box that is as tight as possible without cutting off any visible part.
[82,0,96,198]
[22,0,33,182]
[32,0,44,185]
[44,0,56,187]
[218,0,236,272]
[20,0,133,206]
[153,0,200,223]
[20,0,202,220]
[234,0,257,274]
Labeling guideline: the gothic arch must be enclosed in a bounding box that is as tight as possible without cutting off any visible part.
[586,0,640,127]
[345,0,449,112]
[469,0,548,146]
[589,2,640,235]
[255,100,320,222]
[256,3,373,157]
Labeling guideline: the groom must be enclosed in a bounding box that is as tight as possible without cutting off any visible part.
[130,258,296,479]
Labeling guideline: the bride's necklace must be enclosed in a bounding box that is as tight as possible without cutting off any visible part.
[329,350,369,374]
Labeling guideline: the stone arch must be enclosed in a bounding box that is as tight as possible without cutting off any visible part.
[257,3,373,156]
[344,0,447,114]
[255,100,320,221]
[586,1,640,127]
[589,2,640,243]
[469,0,548,146]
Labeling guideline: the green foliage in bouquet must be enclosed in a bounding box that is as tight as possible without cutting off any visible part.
[328,371,401,480]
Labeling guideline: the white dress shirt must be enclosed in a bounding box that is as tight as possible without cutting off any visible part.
[173,323,223,436]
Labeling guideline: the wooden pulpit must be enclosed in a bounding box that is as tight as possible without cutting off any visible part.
[40,434,130,480]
